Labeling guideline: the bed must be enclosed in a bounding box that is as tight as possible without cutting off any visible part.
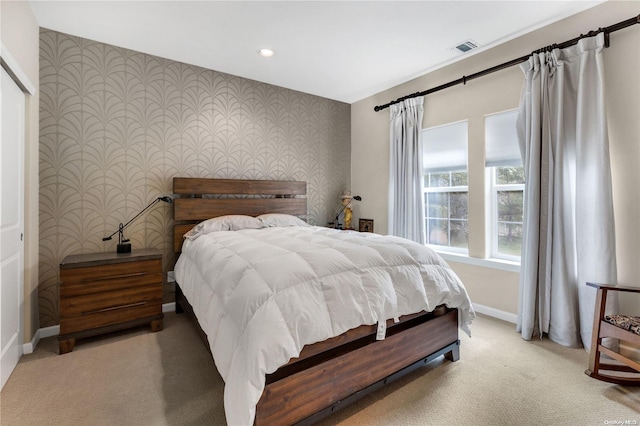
[171,177,474,425]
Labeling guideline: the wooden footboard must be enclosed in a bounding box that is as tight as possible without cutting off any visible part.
[257,307,458,425]
[176,284,459,425]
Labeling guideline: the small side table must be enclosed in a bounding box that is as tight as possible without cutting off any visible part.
[58,249,164,354]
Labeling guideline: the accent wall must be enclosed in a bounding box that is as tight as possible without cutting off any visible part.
[39,29,351,327]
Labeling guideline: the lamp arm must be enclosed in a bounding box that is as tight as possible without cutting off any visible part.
[102,196,172,241]
[334,201,353,222]
[119,198,161,233]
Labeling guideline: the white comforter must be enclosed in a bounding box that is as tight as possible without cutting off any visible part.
[174,226,474,425]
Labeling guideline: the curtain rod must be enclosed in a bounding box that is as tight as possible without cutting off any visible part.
[373,14,640,112]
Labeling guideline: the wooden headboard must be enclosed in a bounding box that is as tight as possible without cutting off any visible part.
[172,178,307,253]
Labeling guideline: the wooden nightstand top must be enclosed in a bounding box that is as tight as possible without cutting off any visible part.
[60,249,162,269]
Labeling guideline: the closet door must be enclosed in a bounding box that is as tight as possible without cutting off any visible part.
[1,66,26,390]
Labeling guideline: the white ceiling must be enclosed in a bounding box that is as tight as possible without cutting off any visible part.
[29,1,604,104]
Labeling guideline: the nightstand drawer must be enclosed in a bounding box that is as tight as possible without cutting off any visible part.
[60,300,162,334]
[60,284,162,318]
[60,259,162,297]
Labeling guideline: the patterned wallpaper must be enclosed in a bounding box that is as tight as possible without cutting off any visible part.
[39,29,351,327]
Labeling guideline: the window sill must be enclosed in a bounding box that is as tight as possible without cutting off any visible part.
[434,251,521,273]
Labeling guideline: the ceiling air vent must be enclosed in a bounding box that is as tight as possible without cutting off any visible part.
[454,40,479,53]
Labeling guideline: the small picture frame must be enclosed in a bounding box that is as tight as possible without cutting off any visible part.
[359,218,374,233]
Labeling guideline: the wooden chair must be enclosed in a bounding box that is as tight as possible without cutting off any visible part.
[585,282,640,386]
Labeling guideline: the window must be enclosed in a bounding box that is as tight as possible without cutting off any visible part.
[422,121,468,252]
[485,110,523,260]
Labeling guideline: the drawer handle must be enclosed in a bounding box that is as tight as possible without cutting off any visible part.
[82,301,147,315]
[80,272,147,283]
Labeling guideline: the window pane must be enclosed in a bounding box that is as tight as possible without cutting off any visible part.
[427,219,449,245]
[497,190,523,222]
[450,220,469,248]
[425,171,468,188]
[451,171,468,186]
[498,223,522,256]
[427,172,450,188]
[496,166,525,185]
[450,192,468,219]
[427,192,448,218]
[497,189,523,257]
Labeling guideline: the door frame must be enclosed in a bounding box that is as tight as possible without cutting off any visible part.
[1,44,36,96]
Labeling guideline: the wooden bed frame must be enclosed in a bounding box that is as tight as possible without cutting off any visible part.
[172,177,461,425]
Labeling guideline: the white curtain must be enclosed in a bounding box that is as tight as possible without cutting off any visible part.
[388,96,425,243]
[516,33,617,349]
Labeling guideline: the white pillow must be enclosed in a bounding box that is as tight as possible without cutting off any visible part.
[184,215,264,240]
[257,213,309,228]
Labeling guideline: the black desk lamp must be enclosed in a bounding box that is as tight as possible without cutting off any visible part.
[102,196,173,253]
[334,195,361,229]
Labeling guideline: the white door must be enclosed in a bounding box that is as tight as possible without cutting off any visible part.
[0,66,25,390]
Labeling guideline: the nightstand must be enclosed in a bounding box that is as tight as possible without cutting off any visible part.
[58,249,164,354]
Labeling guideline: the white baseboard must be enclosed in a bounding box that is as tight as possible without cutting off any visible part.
[23,303,176,353]
[39,324,61,339]
[23,325,59,354]
[472,303,518,324]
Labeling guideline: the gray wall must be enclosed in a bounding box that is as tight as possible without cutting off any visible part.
[39,29,351,327]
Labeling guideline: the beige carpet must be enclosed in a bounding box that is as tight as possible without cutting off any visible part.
[1,313,638,426]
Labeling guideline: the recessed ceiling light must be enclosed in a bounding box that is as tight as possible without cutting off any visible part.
[258,49,274,58]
